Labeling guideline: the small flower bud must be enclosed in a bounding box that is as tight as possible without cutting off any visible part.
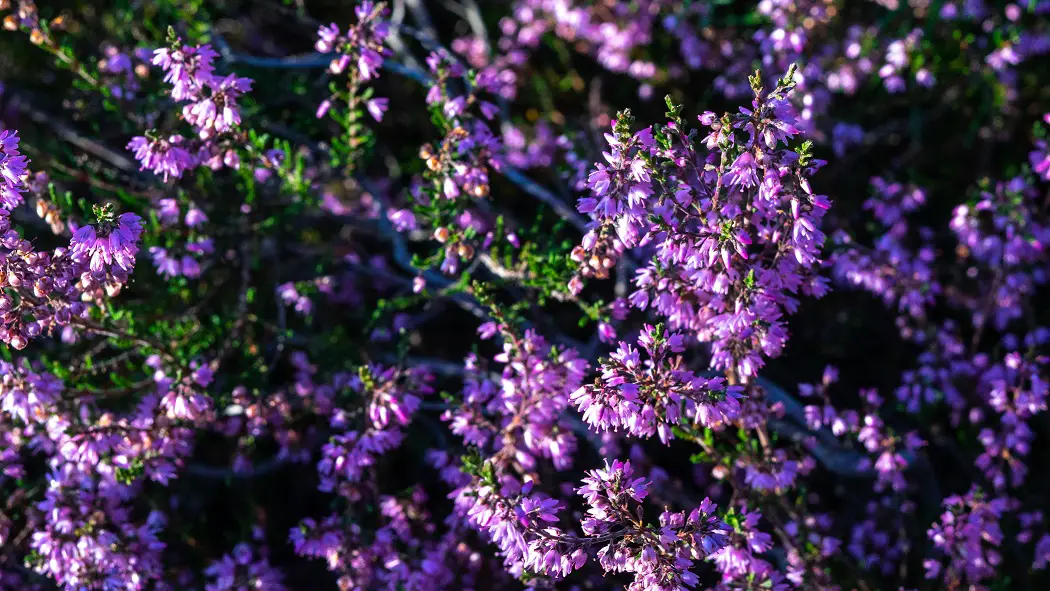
[567,275,584,296]
[433,227,450,243]
[29,28,45,45]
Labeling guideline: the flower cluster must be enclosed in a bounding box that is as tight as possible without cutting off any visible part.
[128,34,253,179]
[3,0,1050,589]
[576,72,830,383]
[0,129,28,208]
[572,324,743,441]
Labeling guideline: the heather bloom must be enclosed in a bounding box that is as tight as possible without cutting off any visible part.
[578,460,730,588]
[29,468,168,589]
[149,246,180,277]
[127,134,196,181]
[358,48,383,80]
[575,116,656,253]
[1032,115,1050,180]
[159,385,209,421]
[725,150,759,188]
[1034,534,1050,570]
[315,23,340,53]
[5,3,1050,590]
[709,505,777,584]
[152,41,217,101]
[575,75,830,381]
[204,543,285,591]
[156,198,180,224]
[571,325,743,442]
[924,489,1009,589]
[277,282,313,315]
[316,365,429,494]
[313,0,391,117]
[452,457,728,585]
[367,97,389,121]
[69,210,144,273]
[0,361,62,424]
[0,129,28,208]
[182,74,253,139]
[443,328,588,471]
[184,206,208,227]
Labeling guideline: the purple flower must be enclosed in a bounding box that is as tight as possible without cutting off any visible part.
[127,134,197,181]
[366,97,389,122]
[315,23,341,53]
[152,42,217,101]
[183,74,253,138]
[359,49,383,80]
[0,129,28,208]
[184,206,208,227]
[70,211,144,273]
[205,543,285,591]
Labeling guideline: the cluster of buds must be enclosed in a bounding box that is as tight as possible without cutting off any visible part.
[1,0,38,33]
[419,126,493,201]
[34,181,68,235]
[33,198,63,233]
[432,225,476,274]
[2,1,67,50]
[567,225,624,295]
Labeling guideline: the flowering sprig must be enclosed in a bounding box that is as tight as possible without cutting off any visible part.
[0,129,28,208]
[571,324,743,442]
[924,488,1011,590]
[3,1,1050,589]
[314,1,391,173]
[576,68,830,382]
[453,455,731,587]
[204,542,285,591]
[69,204,144,274]
[316,364,430,498]
[128,29,253,179]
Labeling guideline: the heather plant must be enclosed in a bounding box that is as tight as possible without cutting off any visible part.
[0,0,1049,590]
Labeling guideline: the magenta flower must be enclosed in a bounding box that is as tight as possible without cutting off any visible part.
[182,74,253,138]
[70,211,144,273]
[0,129,28,208]
[127,134,196,181]
[366,97,389,122]
[152,42,217,101]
